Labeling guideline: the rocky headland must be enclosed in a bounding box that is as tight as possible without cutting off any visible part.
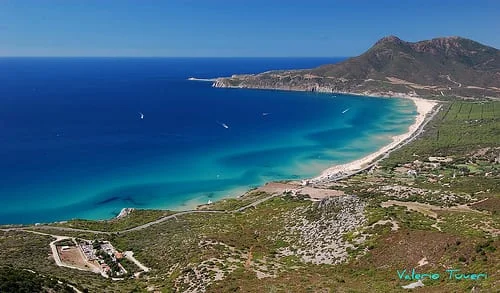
[213,36,500,99]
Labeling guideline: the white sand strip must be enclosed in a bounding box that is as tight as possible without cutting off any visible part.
[311,97,438,183]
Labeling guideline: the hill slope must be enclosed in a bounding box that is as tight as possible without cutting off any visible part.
[213,36,500,98]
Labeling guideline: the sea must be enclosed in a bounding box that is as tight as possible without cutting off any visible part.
[0,57,416,224]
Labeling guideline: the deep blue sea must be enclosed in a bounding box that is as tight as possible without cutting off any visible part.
[0,58,416,224]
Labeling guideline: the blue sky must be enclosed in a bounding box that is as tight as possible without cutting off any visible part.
[1,0,499,57]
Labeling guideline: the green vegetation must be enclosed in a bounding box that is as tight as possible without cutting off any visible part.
[197,191,270,211]
[383,101,500,167]
[0,100,498,292]
[0,231,147,292]
[0,266,75,293]
[55,239,76,247]
[438,211,500,238]
[378,101,500,199]
[111,196,310,275]
[53,209,174,232]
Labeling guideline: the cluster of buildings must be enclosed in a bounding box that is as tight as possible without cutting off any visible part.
[395,157,454,178]
[78,240,127,277]
[80,241,97,260]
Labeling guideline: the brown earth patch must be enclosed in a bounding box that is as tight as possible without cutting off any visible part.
[58,246,95,271]
[256,182,344,200]
[256,182,300,194]
[470,197,500,213]
[296,186,344,200]
[355,229,481,269]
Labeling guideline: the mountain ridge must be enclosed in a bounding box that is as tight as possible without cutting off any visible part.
[213,36,500,98]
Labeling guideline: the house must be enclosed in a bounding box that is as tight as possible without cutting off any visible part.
[100,264,111,273]
[61,246,71,251]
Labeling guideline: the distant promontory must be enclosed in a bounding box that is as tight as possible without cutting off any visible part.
[213,36,500,98]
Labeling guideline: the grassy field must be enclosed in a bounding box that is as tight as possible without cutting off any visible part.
[382,101,500,167]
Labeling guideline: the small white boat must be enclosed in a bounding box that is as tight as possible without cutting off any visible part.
[217,121,229,129]
[262,112,271,116]
[341,108,350,114]
[139,112,144,119]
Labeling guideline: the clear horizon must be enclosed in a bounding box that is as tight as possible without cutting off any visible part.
[0,56,348,58]
[1,0,499,57]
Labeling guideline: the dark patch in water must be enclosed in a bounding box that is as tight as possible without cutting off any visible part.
[97,196,122,205]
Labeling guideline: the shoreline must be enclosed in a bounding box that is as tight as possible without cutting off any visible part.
[310,95,438,184]
[188,93,439,205]
[1,93,439,226]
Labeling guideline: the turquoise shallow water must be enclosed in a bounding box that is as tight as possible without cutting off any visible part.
[0,58,416,224]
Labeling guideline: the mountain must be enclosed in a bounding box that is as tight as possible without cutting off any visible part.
[213,36,500,98]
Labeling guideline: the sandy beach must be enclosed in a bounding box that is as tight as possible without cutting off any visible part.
[310,96,438,184]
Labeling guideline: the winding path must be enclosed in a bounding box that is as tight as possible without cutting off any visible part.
[4,194,277,236]
[445,75,462,87]
[123,251,150,272]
